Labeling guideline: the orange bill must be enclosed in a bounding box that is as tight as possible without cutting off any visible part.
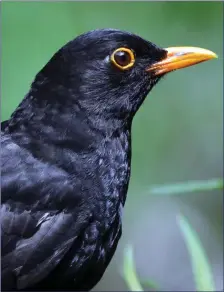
[147,46,217,76]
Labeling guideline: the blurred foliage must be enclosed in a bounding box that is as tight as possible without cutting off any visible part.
[123,245,144,291]
[150,178,224,195]
[2,2,223,291]
[177,214,215,291]
[124,213,216,292]
[123,179,222,291]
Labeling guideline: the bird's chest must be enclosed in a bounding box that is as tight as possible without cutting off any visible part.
[95,133,131,206]
[49,133,131,289]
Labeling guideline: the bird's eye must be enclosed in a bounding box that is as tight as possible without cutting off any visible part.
[111,48,135,70]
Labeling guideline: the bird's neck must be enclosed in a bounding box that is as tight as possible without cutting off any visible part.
[6,88,132,164]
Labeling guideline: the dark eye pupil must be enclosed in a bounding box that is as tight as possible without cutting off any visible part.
[114,50,131,67]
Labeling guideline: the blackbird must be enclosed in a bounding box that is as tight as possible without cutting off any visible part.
[1,29,217,291]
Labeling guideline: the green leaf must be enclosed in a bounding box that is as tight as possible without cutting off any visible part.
[150,178,223,195]
[177,214,215,291]
[123,244,143,291]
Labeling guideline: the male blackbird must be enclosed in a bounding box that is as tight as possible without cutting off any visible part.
[1,29,217,291]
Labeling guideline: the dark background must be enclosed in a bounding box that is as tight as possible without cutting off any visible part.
[2,2,223,291]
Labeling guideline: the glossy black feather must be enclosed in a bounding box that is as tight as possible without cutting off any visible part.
[1,29,166,291]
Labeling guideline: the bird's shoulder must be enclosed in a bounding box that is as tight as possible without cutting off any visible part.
[1,132,82,207]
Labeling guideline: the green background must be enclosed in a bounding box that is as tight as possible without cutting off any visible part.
[2,2,223,291]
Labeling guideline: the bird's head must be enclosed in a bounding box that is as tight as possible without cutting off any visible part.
[32,29,217,126]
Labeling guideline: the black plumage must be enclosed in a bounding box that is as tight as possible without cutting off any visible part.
[1,29,216,291]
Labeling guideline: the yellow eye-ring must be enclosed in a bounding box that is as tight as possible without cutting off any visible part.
[111,47,135,70]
